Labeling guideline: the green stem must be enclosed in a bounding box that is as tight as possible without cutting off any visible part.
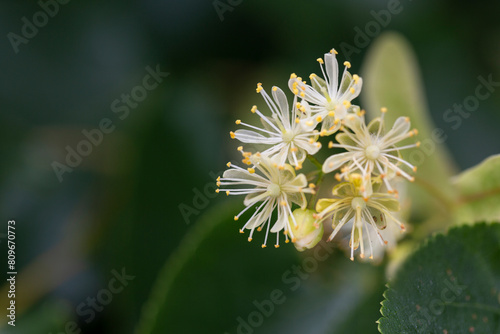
[413,174,456,212]
[307,154,323,170]
[307,155,324,210]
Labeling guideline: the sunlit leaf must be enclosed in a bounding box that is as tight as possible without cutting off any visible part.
[453,154,500,224]
[361,32,457,221]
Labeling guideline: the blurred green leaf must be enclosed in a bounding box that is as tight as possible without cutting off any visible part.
[135,199,388,334]
[361,32,457,221]
[453,154,500,224]
[134,200,300,334]
[379,223,500,334]
[256,258,385,334]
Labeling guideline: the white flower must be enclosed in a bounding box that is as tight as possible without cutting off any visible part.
[216,152,314,248]
[323,109,420,198]
[288,49,363,136]
[231,84,321,169]
[334,209,404,263]
[314,174,405,261]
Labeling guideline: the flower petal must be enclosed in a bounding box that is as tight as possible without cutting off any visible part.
[234,129,280,144]
[272,86,290,125]
[324,52,339,95]
[323,152,355,173]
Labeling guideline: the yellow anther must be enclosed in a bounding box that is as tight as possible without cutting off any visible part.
[239,229,244,233]
[272,86,278,91]
[413,166,418,172]
[317,58,324,64]
[309,73,317,79]
[343,61,351,68]
[293,89,299,95]
[261,244,267,248]
[230,131,235,139]
[280,201,287,206]
[251,105,257,113]
[256,83,263,93]
[353,74,360,83]
[316,116,322,122]
[416,141,421,147]
[309,138,315,144]
[285,239,289,243]
[405,117,410,122]
[215,189,220,193]
[295,118,300,124]
[335,173,341,181]
[290,147,298,152]
[381,107,388,113]
[350,87,355,94]
[292,237,297,243]
[308,183,315,188]
[235,120,241,125]
[278,165,285,170]
[300,106,306,112]
[413,129,419,135]
[237,146,243,151]
[234,216,239,221]
[257,226,262,232]
[328,111,335,117]
[328,141,334,148]
[320,130,327,136]
[296,102,302,109]
[226,191,230,196]
[343,100,351,108]
[290,73,297,79]
[248,237,252,242]
[247,167,255,174]
[306,121,314,126]
[226,162,231,167]
[275,244,280,248]
[295,164,302,170]
[330,49,338,55]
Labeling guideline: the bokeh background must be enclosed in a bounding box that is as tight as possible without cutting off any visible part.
[1,0,500,333]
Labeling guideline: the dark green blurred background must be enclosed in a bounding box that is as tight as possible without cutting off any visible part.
[1,0,499,333]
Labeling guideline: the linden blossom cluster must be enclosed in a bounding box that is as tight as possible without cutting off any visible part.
[217,49,420,261]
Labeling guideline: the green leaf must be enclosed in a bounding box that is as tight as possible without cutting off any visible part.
[453,154,500,224]
[361,32,457,220]
[379,223,500,334]
[135,199,388,334]
[134,200,300,334]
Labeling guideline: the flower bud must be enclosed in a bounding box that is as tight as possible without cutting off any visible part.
[290,208,323,252]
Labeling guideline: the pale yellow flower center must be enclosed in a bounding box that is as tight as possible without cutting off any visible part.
[267,183,281,197]
[282,130,295,143]
[325,100,337,112]
[365,145,381,160]
[351,197,366,210]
